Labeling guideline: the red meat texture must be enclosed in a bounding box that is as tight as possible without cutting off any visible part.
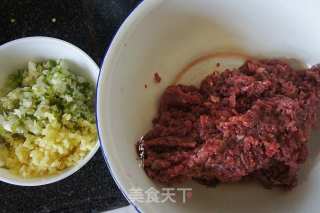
[138,59,320,189]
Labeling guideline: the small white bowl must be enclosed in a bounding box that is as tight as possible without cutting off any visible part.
[0,36,100,186]
[98,0,320,213]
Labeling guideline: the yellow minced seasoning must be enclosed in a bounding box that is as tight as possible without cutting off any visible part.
[0,60,97,177]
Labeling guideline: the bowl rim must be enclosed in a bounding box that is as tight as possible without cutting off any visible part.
[0,36,100,186]
[97,0,164,212]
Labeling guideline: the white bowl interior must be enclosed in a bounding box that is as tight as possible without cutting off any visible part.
[98,0,320,212]
[0,37,99,186]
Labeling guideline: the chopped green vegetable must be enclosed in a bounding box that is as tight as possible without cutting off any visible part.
[0,60,97,177]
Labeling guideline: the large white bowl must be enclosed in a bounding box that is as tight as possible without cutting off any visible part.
[0,37,100,186]
[98,0,320,212]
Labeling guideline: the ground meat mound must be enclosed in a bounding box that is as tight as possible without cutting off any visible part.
[137,59,320,189]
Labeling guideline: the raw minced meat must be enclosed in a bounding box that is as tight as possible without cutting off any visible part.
[154,72,162,83]
[137,59,320,189]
